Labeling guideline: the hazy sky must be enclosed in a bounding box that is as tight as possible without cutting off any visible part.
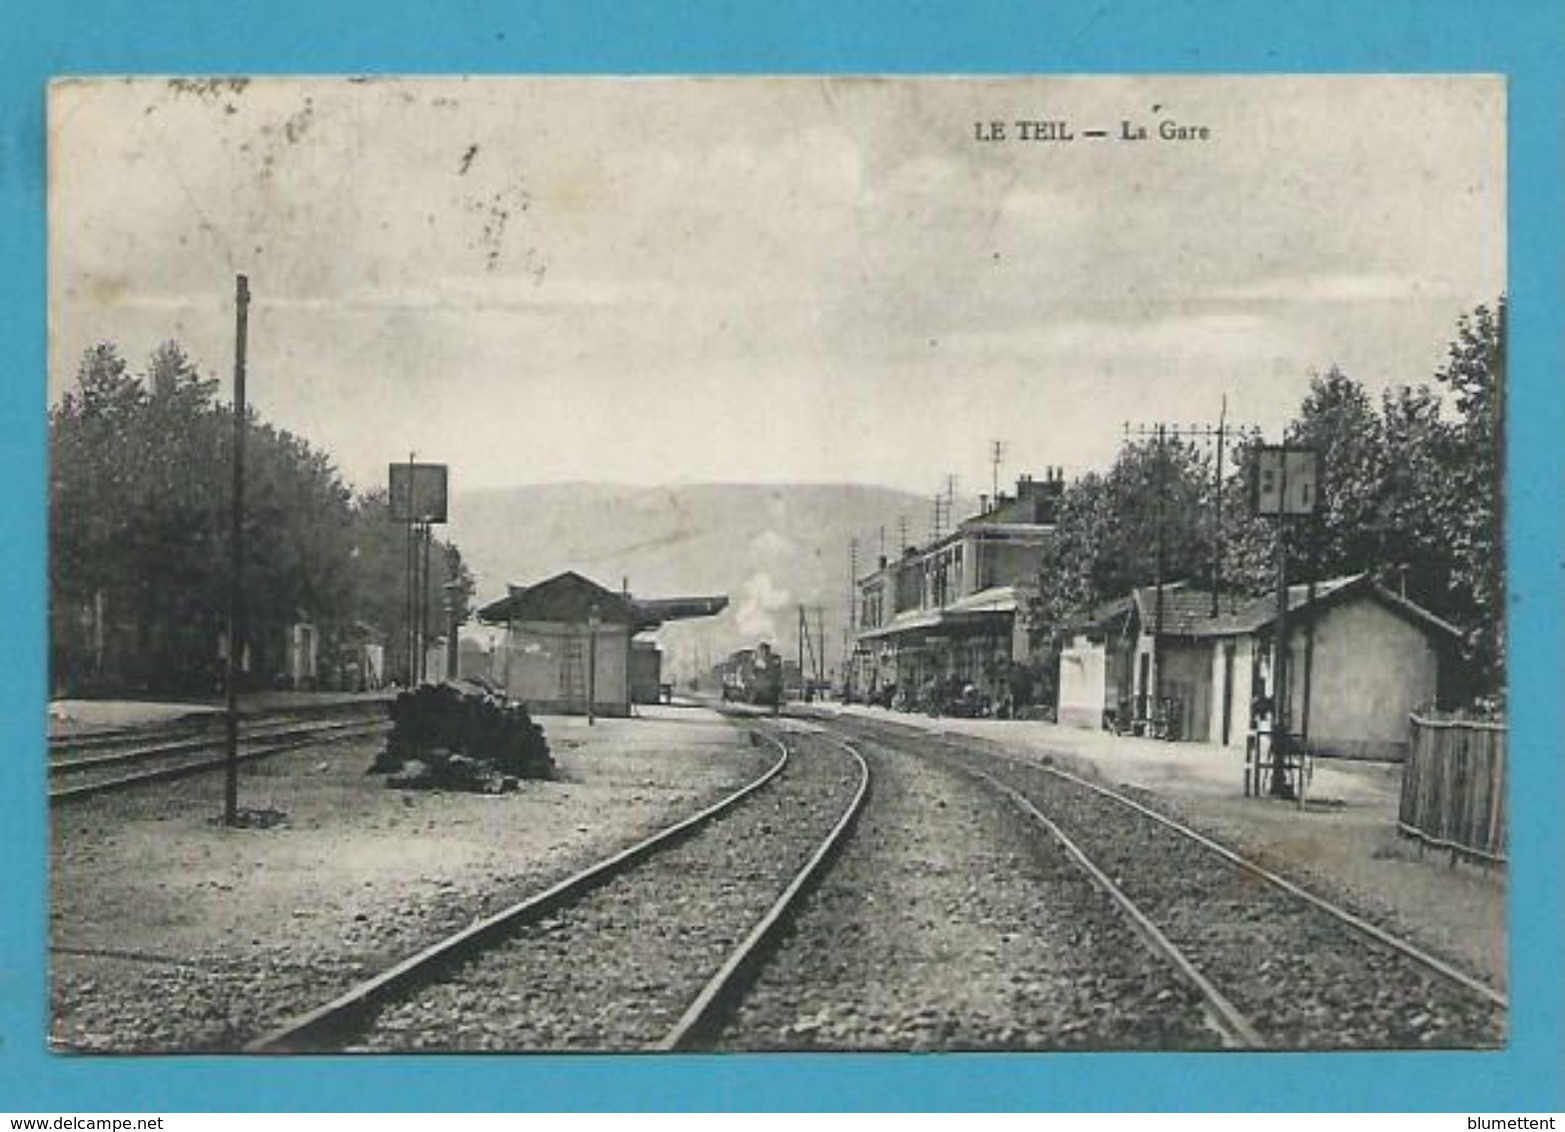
[49,75,1504,499]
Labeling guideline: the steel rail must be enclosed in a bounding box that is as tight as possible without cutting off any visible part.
[50,717,384,774]
[244,728,792,1053]
[959,762,1264,1049]
[47,720,392,804]
[1037,760,1509,1011]
[823,713,1508,1012]
[49,721,216,756]
[653,734,871,1051]
[48,701,393,758]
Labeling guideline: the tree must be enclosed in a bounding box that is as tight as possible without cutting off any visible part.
[48,339,479,695]
[50,344,144,689]
[1030,436,1214,649]
[1284,366,1387,579]
[1432,298,1506,696]
[1030,302,1506,707]
[342,490,473,684]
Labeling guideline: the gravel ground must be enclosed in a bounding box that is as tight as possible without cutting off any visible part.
[953,752,1506,1049]
[356,729,861,1051]
[49,707,772,1053]
[824,708,1507,993]
[50,698,1507,1056]
[719,730,1218,1051]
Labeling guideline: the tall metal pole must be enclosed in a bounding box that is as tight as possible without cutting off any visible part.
[1212,396,1227,618]
[1301,510,1319,748]
[848,538,858,700]
[798,605,806,699]
[420,523,433,683]
[444,581,461,681]
[1152,424,1166,718]
[404,452,416,685]
[224,274,249,827]
[1270,440,1291,797]
[586,603,599,726]
[816,606,826,687]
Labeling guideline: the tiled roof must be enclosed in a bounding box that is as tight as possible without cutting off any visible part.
[476,571,632,625]
[1125,573,1461,641]
[1132,574,1359,637]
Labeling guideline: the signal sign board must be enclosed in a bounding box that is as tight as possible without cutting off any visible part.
[1250,446,1319,517]
[389,462,449,523]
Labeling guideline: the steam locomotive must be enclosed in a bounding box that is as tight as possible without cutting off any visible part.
[717,646,784,708]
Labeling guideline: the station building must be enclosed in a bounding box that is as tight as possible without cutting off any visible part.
[477,571,727,717]
[1055,572,1463,759]
[852,472,1063,709]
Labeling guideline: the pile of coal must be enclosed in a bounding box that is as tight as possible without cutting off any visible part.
[371,680,554,791]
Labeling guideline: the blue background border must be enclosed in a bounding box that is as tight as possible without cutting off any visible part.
[3,0,1560,1113]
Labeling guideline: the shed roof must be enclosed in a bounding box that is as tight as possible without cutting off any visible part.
[477,571,728,631]
[478,571,633,625]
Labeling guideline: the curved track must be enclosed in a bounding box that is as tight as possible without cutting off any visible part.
[249,725,868,1052]
[819,712,1505,1050]
[715,726,1222,1051]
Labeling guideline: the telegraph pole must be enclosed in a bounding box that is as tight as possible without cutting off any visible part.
[1123,422,1169,716]
[223,274,249,827]
[1272,440,1291,794]
[1155,426,1166,710]
[929,474,958,541]
[586,602,599,726]
[404,451,417,685]
[847,538,859,700]
[1124,407,1246,729]
[990,439,1005,503]
[797,605,807,701]
[420,522,433,682]
[816,606,826,688]
[1212,396,1227,618]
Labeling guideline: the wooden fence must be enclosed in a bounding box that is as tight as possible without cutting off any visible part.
[1398,712,1507,866]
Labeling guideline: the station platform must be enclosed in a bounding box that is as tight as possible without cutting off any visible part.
[811,703,1398,811]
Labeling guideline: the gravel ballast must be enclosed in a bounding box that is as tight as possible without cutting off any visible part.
[49,708,772,1053]
[720,730,1219,1051]
[923,738,1506,1049]
[823,708,1506,993]
[356,728,863,1051]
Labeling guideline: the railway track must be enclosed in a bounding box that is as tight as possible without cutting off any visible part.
[247,724,869,1052]
[818,713,1506,1050]
[717,727,1221,1051]
[49,713,392,803]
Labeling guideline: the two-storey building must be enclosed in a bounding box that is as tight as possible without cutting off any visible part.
[853,472,1062,708]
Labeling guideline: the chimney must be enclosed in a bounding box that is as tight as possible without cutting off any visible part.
[979,493,989,514]
[877,555,887,570]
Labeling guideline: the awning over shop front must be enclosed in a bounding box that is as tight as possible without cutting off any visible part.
[857,586,1024,642]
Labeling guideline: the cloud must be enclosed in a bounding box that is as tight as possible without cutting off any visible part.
[1214,273,1437,304]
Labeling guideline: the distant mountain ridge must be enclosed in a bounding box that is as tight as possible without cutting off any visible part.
[445,481,936,680]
